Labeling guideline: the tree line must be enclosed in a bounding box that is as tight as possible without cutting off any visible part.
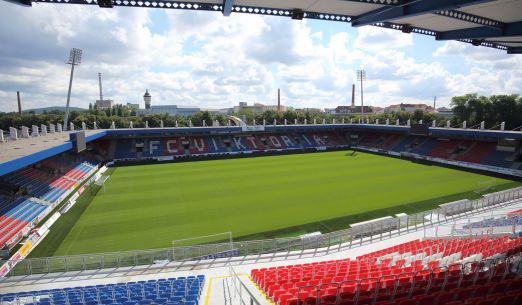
[0,93,520,131]
[0,109,442,131]
[450,94,522,130]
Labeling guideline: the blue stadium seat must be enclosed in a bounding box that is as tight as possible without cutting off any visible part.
[0,276,205,305]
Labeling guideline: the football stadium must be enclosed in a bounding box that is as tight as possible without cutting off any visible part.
[1,0,522,305]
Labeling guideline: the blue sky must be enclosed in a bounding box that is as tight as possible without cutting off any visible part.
[0,2,520,112]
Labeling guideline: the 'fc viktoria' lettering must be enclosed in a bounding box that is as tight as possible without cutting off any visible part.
[233,137,247,150]
[192,138,206,152]
[281,136,294,147]
[149,140,160,155]
[246,136,258,149]
[166,139,179,154]
[313,134,325,145]
[269,136,282,148]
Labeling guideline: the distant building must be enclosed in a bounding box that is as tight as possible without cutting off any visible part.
[324,108,336,115]
[333,105,374,115]
[144,90,151,110]
[126,103,140,110]
[384,103,436,113]
[436,107,453,118]
[370,106,384,114]
[295,108,324,114]
[142,105,201,117]
[201,108,231,116]
[95,99,114,109]
[233,102,293,114]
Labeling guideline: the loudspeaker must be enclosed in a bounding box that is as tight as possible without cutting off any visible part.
[401,24,413,34]
[291,9,304,20]
[98,0,113,8]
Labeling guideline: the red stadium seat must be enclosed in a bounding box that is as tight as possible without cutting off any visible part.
[494,296,515,305]
[397,299,417,305]
[251,237,522,305]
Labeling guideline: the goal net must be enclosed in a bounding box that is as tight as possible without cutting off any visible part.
[92,175,111,194]
[171,232,238,261]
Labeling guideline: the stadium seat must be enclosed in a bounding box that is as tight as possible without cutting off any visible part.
[0,276,204,305]
[252,237,522,305]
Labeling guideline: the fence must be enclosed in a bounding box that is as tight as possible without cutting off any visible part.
[424,211,522,239]
[229,266,263,305]
[3,250,521,305]
[1,187,522,278]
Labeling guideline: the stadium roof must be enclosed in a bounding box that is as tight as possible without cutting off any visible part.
[3,0,522,54]
[0,130,105,176]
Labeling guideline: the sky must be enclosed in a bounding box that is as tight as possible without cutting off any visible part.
[0,2,521,112]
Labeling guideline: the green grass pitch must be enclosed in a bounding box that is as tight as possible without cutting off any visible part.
[34,151,519,257]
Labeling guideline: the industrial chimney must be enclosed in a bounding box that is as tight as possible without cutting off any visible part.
[351,84,355,107]
[98,73,103,101]
[17,91,22,115]
[277,88,281,113]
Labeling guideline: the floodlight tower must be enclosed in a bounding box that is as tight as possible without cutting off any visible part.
[356,69,366,118]
[64,48,82,131]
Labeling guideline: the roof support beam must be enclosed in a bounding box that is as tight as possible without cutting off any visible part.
[341,0,401,4]
[433,9,503,29]
[351,0,497,27]
[437,21,522,40]
[3,0,31,6]
[222,0,234,16]
[507,47,522,54]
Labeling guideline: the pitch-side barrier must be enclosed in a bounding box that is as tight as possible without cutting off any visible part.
[1,187,521,278]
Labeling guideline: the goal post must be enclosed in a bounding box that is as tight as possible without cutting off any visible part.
[474,179,497,195]
[172,231,233,248]
[171,231,234,261]
[93,175,111,194]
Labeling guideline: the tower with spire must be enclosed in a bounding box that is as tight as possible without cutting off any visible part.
[144,89,151,110]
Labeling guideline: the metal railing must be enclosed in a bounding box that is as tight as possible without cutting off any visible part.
[425,214,522,238]
[1,187,522,278]
[229,266,263,305]
[3,250,520,305]
[3,118,522,144]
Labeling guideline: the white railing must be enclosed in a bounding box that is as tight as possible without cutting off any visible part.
[3,119,522,144]
[1,186,521,278]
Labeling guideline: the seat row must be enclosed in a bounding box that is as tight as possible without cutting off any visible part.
[464,215,522,229]
[0,160,97,249]
[0,275,205,305]
[355,132,516,170]
[0,199,46,248]
[112,132,349,159]
[251,237,522,305]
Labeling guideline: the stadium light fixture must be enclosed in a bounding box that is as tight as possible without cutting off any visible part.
[291,9,304,20]
[401,24,414,34]
[471,39,484,46]
[97,0,113,8]
[356,70,366,119]
[64,48,82,131]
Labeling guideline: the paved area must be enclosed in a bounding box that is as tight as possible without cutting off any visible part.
[0,130,104,164]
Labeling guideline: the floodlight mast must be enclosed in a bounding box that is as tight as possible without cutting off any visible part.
[63,48,82,131]
[356,69,366,119]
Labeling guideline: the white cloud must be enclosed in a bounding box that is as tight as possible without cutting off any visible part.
[0,2,520,113]
[354,26,412,52]
[434,41,522,101]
